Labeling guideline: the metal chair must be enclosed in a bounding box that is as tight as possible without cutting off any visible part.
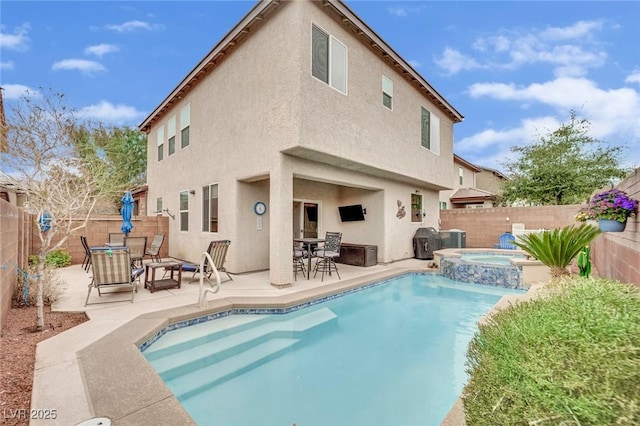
[145,234,164,263]
[124,236,147,267]
[167,240,233,284]
[85,249,144,306]
[313,232,342,281]
[80,235,92,272]
[293,242,307,280]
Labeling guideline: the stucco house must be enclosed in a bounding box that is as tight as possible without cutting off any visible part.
[139,0,463,287]
[439,154,507,209]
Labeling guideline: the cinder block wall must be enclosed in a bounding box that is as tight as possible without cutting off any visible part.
[30,215,170,266]
[1,200,20,328]
[591,168,640,286]
[439,205,581,248]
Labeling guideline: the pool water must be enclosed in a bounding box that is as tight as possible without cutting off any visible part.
[143,273,523,426]
[460,254,524,265]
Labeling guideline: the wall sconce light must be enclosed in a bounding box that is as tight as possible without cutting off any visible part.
[189,189,196,195]
[363,208,367,215]
[415,190,421,194]
[506,216,510,222]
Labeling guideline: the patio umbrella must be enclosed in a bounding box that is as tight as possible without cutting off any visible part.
[120,191,134,236]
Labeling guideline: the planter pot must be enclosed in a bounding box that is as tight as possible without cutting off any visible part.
[598,218,627,232]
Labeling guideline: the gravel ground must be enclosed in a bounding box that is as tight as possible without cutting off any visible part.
[0,304,88,426]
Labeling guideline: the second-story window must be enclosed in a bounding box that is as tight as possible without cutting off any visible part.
[157,126,164,161]
[459,167,464,185]
[179,190,189,231]
[180,104,190,149]
[421,107,440,155]
[156,197,162,214]
[382,75,393,109]
[311,24,347,94]
[168,115,176,156]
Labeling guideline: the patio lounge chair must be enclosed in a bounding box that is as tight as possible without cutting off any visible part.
[145,234,165,263]
[85,249,144,306]
[494,232,516,250]
[313,231,342,281]
[169,240,233,284]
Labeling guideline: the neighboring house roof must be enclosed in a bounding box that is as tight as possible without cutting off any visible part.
[478,165,508,180]
[450,187,496,203]
[453,154,481,172]
[139,0,464,133]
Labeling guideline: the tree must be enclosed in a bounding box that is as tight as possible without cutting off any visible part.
[2,89,142,330]
[501,111,629,205]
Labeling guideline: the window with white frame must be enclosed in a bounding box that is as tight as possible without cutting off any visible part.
[179,191,189,231]
[157,126,164,161]
[439,201,447,210]
[382,75,393,109]
[156,197,163,214]
[168,115,176,156]
[202,184,219,232]
[420,107,440,154]
[311,24,347,94]
[459,167,464,185]
[180,104,190,148]
[411,193,423,223]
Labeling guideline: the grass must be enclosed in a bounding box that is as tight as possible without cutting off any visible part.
[462,277,640,425]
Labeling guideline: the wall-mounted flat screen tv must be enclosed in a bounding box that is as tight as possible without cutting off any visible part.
[338,204,365,222]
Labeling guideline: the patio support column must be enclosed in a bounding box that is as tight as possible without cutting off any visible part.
[269,156,293,288]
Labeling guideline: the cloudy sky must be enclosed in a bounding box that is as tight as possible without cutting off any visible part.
[1,1,639,172]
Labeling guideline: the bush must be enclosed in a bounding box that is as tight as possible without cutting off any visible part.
[12,265,65,306]
[463,277,640,425]
[28,249,72,268]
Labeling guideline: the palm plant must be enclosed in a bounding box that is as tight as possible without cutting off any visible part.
[514,223,601,277]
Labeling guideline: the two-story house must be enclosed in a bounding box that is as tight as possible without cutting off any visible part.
[139,0,463,287]
[439,154,507,209]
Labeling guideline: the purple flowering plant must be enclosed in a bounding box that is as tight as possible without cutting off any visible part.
[576,189,639,223]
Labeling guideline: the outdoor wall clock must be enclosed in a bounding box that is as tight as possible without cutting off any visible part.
[254,201,267,215]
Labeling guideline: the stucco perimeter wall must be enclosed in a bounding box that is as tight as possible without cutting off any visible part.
[0,200,30,328]
[439,205,581,248]
[591,169,640,286]
[30,216,169,266]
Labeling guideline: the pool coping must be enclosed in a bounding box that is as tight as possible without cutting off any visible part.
[76,266,535,425]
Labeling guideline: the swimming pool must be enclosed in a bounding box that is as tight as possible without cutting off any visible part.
[142,273,523,425]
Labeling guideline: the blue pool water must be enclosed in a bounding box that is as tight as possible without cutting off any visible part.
[460,253,524,265]
[143,273,523,426]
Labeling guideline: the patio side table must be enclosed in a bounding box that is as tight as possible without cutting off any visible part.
[145,261,182,293]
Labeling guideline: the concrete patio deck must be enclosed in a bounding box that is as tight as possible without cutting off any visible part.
[31,257,439,426]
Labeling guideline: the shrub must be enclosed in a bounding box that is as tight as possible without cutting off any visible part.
[463,277,640,425]
[28,249,72,268]
[12,265,65,306]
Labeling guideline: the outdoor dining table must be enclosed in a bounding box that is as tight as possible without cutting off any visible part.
[90,245,126,251]
[294,237,325,280]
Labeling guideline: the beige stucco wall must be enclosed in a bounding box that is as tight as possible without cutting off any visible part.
[145,0,456,285]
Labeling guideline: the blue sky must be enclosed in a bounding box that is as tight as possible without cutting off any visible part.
[2,1,639,173]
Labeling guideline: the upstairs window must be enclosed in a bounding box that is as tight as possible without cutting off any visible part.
[180,104,190,148]
[382,75,393,109]
[202,183,219,233]
[420,107,440,155]
[311,24,347,94]
[156,197,163,214]
[439,201,447,210]
[459,167,464,185]
[179,190,189,232]
[168,115,176,156]
[157,126,164,161]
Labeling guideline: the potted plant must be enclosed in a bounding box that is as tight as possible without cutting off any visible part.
[576,189,638,232]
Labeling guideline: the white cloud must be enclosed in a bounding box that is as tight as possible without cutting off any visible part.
[77,100,146,124]
[0,23,31,51]
[105,20,164,33]
[438,20,606,76]
[0,60,14,70]
[435,48,483,75]
[626,70,640,85]
[51,59,106,73]
[84,43,119,57]
[387,7,408,17]
[1,84,40,100]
